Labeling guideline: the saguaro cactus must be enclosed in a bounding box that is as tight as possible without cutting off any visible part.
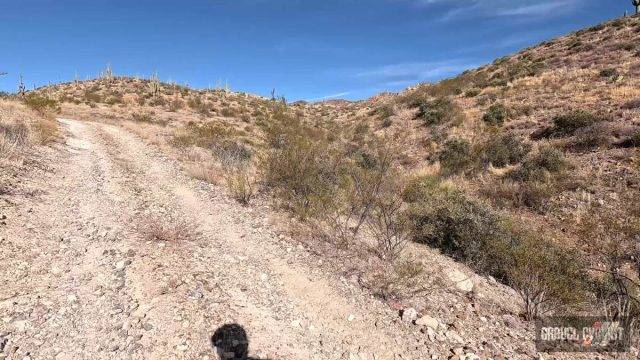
[150,71,160,97]
[17,74,26,96]
[633,0,640,14]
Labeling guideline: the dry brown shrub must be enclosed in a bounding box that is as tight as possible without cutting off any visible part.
[225,169,255,205]
[138,216,200,243]
[186,162,220,184]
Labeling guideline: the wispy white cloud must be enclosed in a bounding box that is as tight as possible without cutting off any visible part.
[353,60,479,84]
[309,91,352,101]
[398,0,580,20]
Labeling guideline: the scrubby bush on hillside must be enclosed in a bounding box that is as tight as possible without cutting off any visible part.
[404,178,587,318]
[633,131,640,147]
[481,133,531,167]
[579,200,640,324]
[551,110,606,137]
[213,140,252,168]
[131,112,153,123]
[569,122,612,151]
[464,88,481,98]
[262,110,338,219]
[508,145,567,182]
[482,104,508,126]
[599,68,619,78]
[438,138,473,175]
[375,104,395,121]
[506,227,587,320]
[416,97,463,126]
[481,145,570,212]
[23,94,59,113]
[187,96,211,116]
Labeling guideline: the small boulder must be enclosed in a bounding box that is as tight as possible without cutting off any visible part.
[415,315,439,330]
[447,269,474,293]
[401,308,418,323]
[445,330,464,344]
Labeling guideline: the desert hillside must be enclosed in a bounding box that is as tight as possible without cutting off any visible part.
[1,14,639,360]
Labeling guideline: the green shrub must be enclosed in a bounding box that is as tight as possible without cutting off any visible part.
[508,145,567,182]
[376,104,395,120]
[381,117,393,128]
[416,97,463,126]
[84,91,102,103]
[405,185,587,318]
[406,188,505,268]
[464,88,481,98]
[438,138,472,175]
[482,104,508,126]
[23,94,60,113]
[570,123,611,151]
[262,113,338,219]
[481,178,556,212]
[506,228,587,320]
[131,112,153,123]
[401,174,442,203]
[481,133,531,167]
[187,96,211,116]
[599,68,619,78]
[552,110,605,136]
[214,140,252,167]
[633,131,640,147]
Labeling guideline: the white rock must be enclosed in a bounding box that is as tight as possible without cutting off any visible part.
[415,315,439,330]
[115,260,126,270]
[447,269,474,293]
[347,314,356,322]
[445,330,464,344]
[66,294,78,303]
[401,308,418,323]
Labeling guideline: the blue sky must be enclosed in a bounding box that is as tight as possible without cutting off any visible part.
[0,0,630,100]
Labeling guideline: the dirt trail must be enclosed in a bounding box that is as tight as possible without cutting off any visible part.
[0,119,435,359]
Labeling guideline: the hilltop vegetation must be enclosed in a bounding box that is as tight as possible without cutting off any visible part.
[30,15,640,323]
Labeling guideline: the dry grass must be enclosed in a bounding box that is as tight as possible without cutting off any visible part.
[0,99,59,159]
[33,115,59,144]
[225,169,255,205]
[185,162,221,184]
[137,216,200,243]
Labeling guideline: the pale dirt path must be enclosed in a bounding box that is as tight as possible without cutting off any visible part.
[0,119,436,359]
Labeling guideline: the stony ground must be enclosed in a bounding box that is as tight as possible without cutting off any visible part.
[1,118,636,360]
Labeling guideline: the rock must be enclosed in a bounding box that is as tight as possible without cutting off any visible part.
[0,334,7,352]
[423,326,436,342]
[290,319,301,327]
[401,308,418,323]
[452,347,464,355]
[447,269,473,293]
[66,294,78,303]
[465,353,480,360]
[445,330,464,344]
[347,314,356,322]
[415,315,439,330]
